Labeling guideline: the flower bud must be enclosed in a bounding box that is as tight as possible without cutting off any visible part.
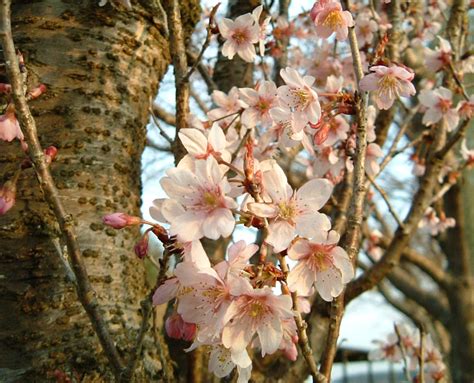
[102,212,141,229]
[0,180,17,215]
[44,146,58,164]
[283,342,298,361]
[165,313,196,341]
[27,84,47,100]
[0,83,11,94]
[134,232,149,259]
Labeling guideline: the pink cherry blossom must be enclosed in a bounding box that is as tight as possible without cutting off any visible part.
[368,333,403,363]
[425,37,452,72]
[418,87,459,132]
[314,115,349,147]
[269,106,306,142]
[153,277,180,306]
[365,143,384,176]
[311,146,346,182]
[287,230,353,301]
[178,124,230,162]
[355,12,378,46]
[278,67,321,126]
[0,181,16,215]
[208,346,252,383]
[156,157,237,242]
[240,81,279,128]
[251,5,270,56]
[359,65,416,110]
[207,87,243,125]
[249,162,333,252]
[175,262,233,342]
[0,105,23,142]
[461,139,474,167]
[311,0,354,41]
[221,279,293,357]
[218,13,259,62]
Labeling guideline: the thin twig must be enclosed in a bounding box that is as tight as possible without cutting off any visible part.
[0,0,124,376]
[366,174,405,228]
[162,0,190,164]
[394,324,412,382]
[419,325,426,383]
[149,106,174,144]
[119,249,172,382]
[182,4,220,83]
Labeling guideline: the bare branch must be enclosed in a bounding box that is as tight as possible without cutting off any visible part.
[162,0,190,163]
[319,0,369,377]
[152,103,177,127]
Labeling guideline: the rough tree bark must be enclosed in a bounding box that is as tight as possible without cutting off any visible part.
[0,1,199,381]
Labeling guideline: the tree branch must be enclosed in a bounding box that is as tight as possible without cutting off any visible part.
[162,0,190,164]
[0,0,124,376]
[319,1,369,377]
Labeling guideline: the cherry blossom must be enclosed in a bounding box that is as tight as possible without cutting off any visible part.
[368,333,403,363]
[287,231,353,301]
[0,181,16,215]
[359,65,416,110]
[269,106,306,142]
[461,139,474,167]
[249,161,333,252]
[365,143,384,177]
[207,87,243,125]
[153,157,237,242]
[208,345,252,383]
[355,12,378,46]
[310,0,354,41]
[251,5,271,56]
[278,67,321,126]
[418,87,459,132]
[0,105,23,142]
[218,13,259,62]
[221,278,293,357]
[425,37,452,72]
[239,80,278,127]
[178,123,230,162]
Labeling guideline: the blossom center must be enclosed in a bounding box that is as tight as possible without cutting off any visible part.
[311,250,333,271]
[377,74,398,92]
[290,88,312,110]
[248,301,266,317]
[278,201,296,221]
[436,98,452,113]
[323,10,344,29]
[203,191,220,208]
[232,29,249,45]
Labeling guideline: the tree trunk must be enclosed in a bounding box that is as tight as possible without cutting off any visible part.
[0,1,198,381]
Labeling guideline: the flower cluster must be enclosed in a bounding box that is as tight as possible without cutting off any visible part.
[369,324,447,383]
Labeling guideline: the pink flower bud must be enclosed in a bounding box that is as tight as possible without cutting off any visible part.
[27,84,47,100]
[283,342,298,361]
[0,83,11,94]
[134,232,149,259]
[165,313,196,341]
[44,146,58,164]
[102,212,141,229]
[0,181,17,215]
[0,105,23,142]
